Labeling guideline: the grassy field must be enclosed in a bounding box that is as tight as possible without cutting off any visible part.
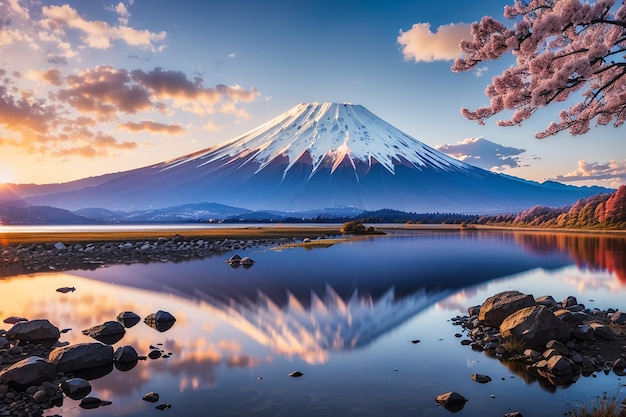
[0,226,343,246]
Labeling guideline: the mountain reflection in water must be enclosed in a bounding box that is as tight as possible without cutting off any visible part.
[1,230,625,417]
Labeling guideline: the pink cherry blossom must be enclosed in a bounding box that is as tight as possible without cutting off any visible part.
[453,0,625,138]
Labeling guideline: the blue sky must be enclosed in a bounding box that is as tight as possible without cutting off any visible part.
[0,0,623,187]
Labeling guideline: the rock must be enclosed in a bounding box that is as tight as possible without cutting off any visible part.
[82,321,126,344]
[435,391,468,412]
[144,310,176,332]
[535,295,557,309]
[227,254,242,264]
[479,291,536,327]
[613,357,626,371]
[3,316,28,325]
[60,378,92,400]
[589,323,616,341]
[114,346,138,363]
[572,324,595,341]
[471,373,491,383]
[467,305,481,316]
[143,392,160,403]
[562,296,578,308]
[504,413,523,417]
[500,305,571,349]
[240,256,255,268]
[49,342,114,373]
[0,357,56,390]
[610,311,626,324]
[79,397,112,409]
[523,349,542,361]
[6,319,60,346]
[32,389,47,403]
[54,242,66,251]
[55,286,76,293]
[0,336,9,349]
[411,339,421,344]
[554,309,581,326]
[116,311,141,328]
[545,340,569,355]
[288,371,303,377]
[580,356,596,375]
[156,403,172,410]
[545,354,579,379]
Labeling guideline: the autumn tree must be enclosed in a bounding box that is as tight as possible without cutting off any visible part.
[453,0,626,138]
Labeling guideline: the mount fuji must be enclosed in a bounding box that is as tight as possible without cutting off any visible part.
[24,102,606,213]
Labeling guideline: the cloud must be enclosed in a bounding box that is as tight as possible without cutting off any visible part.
[119,120,184,135]
[554,160,626,186]
[436,137,527,171]
[398,22,472,62]
[201,120,221,131]
[40,3,166,51]
[0,82,57,134]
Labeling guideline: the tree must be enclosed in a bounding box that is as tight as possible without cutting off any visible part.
[452,0,626,138]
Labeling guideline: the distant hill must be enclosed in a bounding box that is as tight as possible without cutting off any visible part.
[0,200,97,225]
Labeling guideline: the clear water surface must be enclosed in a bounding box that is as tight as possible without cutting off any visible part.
[1,229,625,416]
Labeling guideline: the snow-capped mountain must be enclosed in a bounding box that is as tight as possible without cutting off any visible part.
[25,102,607,212]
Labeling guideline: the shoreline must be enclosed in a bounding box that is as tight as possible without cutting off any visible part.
[1,223,625,246]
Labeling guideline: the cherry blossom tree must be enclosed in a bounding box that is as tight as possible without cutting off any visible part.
[452,0,626,138]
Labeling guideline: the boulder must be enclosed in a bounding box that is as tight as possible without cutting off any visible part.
[535,295,557,309]
[589,323,616,341]
[49,343,114,373]
[554,309,585,326]
[479,291,536,327]
[82,321,125,344]
[60,377,92,400]
[471,373,491,383]
[0,357,56,390]
[435,391,468,412]
[571,324,595,341]
[610,311,626,324]
[546,355,578,376]
[500,305,571,349]
[6,319,60,346]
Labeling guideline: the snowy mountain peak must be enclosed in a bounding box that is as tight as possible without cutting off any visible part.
[161,102,469,176]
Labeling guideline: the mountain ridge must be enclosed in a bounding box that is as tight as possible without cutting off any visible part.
[11,102,613,213]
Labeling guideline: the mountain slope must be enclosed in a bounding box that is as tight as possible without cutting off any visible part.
[25,102,609,213]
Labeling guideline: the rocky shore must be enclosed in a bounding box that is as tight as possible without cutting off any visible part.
[440,290,626,414]
[0,233,312,278]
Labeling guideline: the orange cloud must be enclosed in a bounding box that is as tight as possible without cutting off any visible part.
[119,120,184,135]
[398,22,472,62]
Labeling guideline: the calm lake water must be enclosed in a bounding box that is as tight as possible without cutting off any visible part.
[1,229,626,416]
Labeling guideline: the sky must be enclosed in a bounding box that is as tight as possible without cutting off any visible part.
[0,0,624,188]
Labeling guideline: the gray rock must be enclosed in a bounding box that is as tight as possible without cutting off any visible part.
[479,291,536,327]
[572,324,595,341]
[32,389,47,403]
[500,305,571,349]
[562,296,578,308]
[0,336,9,349]
[545,354,579,378]
[435,391,468,412]
[589,323,616,341]
[54,242,66,251]
[49,343,114,373]
[545,340,569,355]
[467,305,481,317]
[504,413,523,417]
[114,345,138,363]
[6,319,60,345]
[471,373,491,383]
[613,357,626,371]
[144,310,176,332]
[554,309,586,326]
[116,311,141,328]
[0,357,56,390]
[580,356,596,375]
[288,371,303,377]
[535,295,557,309]
[60,377,92,400]
[143,392,160,402]
[82,321,126,344]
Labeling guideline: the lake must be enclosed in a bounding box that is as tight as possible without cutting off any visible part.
[1,229,625,416]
